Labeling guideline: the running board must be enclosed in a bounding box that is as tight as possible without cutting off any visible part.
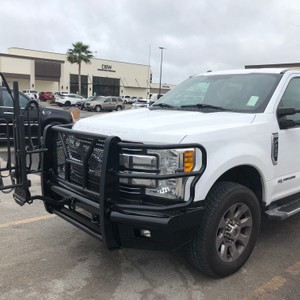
[265,199,300,220]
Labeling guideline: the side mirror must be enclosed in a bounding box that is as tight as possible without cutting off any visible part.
[277,107,300,129]
[280,119,296,129]
[277,107,300,117]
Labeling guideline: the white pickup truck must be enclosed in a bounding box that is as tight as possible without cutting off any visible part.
[2,68,300,278]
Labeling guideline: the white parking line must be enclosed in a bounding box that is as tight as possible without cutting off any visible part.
[0,215,56,229]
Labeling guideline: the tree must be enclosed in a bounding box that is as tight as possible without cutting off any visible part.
[66,42,93,95]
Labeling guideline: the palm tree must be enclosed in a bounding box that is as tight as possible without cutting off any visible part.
[66,42,93,95]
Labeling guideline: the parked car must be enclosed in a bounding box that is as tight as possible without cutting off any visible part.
[122,96,133,104]
[149,93,163,101]
[129,97,139,104]
[22,89,39,100]
[9,67,300,279]
[0,87,73,140]
[76,96,97,110]
[39,91,55,101]
[131,98,153,109]
[84,96,125,112]
[54,91,69,96]
[55,93,84,106]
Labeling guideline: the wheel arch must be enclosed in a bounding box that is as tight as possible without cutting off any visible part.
[214,165,264,204]
[95,105,102,111]
[42,118,69,127]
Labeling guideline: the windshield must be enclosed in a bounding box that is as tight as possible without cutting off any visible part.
[151,73,282,113]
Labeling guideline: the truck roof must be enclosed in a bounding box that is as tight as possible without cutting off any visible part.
[197,68,300,76]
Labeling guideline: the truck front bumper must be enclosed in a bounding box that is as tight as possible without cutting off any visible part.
[42,124,206,251]
[46,185,205,252]
[109,205,204,251]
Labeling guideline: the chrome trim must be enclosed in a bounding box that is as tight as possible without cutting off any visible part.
[271,133,279,165]
[120,153,157,171]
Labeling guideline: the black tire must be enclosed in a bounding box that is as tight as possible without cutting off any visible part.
[187,181,261,278]
[64,101,71,107]
[95,105,102,112]
[116,106,122,111]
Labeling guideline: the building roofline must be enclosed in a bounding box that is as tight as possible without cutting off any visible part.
[0,51,65,63]
[8,47,150,67]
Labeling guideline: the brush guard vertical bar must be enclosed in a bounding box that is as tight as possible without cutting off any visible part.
[0,73,47,205]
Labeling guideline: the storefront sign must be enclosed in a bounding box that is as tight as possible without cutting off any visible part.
[98,64,116,72]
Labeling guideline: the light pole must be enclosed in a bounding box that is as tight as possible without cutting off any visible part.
[158,46,165,98]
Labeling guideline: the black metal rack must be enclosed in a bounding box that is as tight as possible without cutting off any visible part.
[0,73,46,205]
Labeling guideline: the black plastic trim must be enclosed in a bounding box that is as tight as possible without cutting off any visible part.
[54,209,103,241]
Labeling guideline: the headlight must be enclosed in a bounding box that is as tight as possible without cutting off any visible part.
[119,148,197,200]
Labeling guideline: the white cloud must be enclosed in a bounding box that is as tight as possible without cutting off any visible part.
[1,0,300,84]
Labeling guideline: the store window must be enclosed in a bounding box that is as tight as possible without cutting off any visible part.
[70,74,88,97]
[93,76,120,96]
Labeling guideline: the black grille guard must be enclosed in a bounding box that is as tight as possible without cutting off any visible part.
[45,124,207,212]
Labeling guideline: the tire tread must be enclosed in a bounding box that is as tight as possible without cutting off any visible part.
[187,181,259,278]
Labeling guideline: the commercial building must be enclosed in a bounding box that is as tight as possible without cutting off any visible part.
[0,47,174,98]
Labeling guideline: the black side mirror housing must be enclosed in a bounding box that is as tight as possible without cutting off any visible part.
[277,107,300,116]
[280,119,296,129]
[277,107,300,129]
[277,107,297,116]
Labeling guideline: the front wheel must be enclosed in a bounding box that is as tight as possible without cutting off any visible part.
[95,105,102,112]
[187,181,261,278]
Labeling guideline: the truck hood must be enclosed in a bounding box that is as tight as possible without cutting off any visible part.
[73,109,256,144]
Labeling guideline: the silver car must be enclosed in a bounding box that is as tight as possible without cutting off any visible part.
[84,96,125,112]
[131,98,152,109]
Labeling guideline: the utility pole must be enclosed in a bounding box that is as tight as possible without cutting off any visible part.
[158,46,165,98]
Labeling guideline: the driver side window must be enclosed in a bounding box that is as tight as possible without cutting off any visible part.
[3,90,13,107]
[3,90,29,108]
[279,78,300,121]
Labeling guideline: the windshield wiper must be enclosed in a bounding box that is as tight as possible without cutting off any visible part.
[151,103,175,108]
[180,103,226,110]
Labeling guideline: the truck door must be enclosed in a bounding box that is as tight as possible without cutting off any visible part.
[275,76,300,198]
[0,73,45,205]
[0,89,41,138]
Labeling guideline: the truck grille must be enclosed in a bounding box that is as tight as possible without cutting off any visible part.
[56,133,105,193]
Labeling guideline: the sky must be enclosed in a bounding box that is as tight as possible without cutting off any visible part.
[1,0,300,85]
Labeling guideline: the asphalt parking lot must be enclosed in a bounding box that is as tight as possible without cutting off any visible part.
[1,185,299,300]
[0,107,300,299]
